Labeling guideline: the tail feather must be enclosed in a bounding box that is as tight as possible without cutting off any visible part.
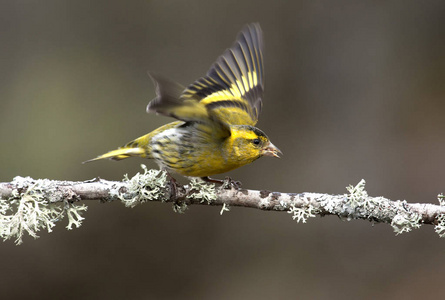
[84,122,183,165]
[83,147,146,164]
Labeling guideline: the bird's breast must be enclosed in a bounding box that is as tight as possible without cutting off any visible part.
[149,126,247,177]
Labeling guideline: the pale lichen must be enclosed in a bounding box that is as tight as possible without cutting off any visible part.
[341,179,376,221]
[390,205,422,235]
[220,203,230,215]
[116,164,168,208]
[434,214,445,238]
[171,178,217,214]
[317,193,337,214]
[0,176,87,245]
[288,203,317,223]
[65,201,88,230]
[278,200,288,209]
[435,194,445,237]
[186,178,216,204]
[326,179,423,234]
[346,179,368,208]
[173,202,188,214]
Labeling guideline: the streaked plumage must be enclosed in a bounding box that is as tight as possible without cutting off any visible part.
[85,23,281,180]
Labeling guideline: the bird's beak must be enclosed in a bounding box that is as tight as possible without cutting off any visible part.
[262,142,282,158]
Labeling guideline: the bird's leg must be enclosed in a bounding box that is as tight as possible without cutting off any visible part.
[163,171,191,212]
[223,176,242,189]
[200,176,224,184]
[201,176,242,189]
[164,170,179,202]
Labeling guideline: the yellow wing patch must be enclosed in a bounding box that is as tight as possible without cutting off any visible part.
[181,23,264,126]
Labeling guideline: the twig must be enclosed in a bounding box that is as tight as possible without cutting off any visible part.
[1,165,445,244]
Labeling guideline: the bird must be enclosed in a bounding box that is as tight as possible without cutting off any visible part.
[84,23,281,183]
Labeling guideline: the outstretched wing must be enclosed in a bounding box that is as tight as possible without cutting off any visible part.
[146,23,264,131]
[146,72,231,138]
[146,72,209,123]
[181,23,264,126]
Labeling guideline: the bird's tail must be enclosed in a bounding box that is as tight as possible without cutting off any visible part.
[83,133,153,163]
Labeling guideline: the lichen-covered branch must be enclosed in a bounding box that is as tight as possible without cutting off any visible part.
[1,165,445,244]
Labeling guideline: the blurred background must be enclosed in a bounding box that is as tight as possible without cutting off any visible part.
[1,0,445,299]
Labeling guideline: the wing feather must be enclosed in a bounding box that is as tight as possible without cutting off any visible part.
[146,23,264,132]
[182,23,264,126]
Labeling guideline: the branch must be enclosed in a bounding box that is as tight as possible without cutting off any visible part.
[1,165,445,244]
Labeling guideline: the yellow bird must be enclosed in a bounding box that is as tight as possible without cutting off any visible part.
[85,23,281,183]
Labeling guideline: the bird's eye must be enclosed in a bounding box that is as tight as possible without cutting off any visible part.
[252,138,261,145]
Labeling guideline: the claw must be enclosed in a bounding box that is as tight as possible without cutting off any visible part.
[201,176,242,189]
[165,171,179,202]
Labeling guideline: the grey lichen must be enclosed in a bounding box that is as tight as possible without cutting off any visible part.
[220,203,230,215]
[1,170,443,244]
[65,201,88,230]
[115,164,168,208]
[435,214,445,237]
[434,194,445,237]
[287,192,319,223]
[345,180,388,222]
[390,205,422,235]
[170,178,217,214]
[344,179,422,234]
[173,202,188,214]
[186,178,217,204]
[0,176,87,245]
[288,203,317,223]
[346,179,368,208]
[391,213,420,235]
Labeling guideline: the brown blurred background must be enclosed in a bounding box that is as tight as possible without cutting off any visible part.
[1,0,445,299]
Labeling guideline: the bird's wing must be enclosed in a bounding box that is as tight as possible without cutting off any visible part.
[146,23,264,137]
[146,72,231,138]
[181,23,264,126]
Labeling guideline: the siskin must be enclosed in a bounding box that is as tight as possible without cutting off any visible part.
[85,23,281,182]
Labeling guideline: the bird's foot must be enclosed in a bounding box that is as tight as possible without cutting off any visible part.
[222,177,242,189]
[200,176,242,189]
[165,172,180,201]
[165,172,190,213]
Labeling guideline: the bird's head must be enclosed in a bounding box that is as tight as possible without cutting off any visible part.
[227,125,281,165]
